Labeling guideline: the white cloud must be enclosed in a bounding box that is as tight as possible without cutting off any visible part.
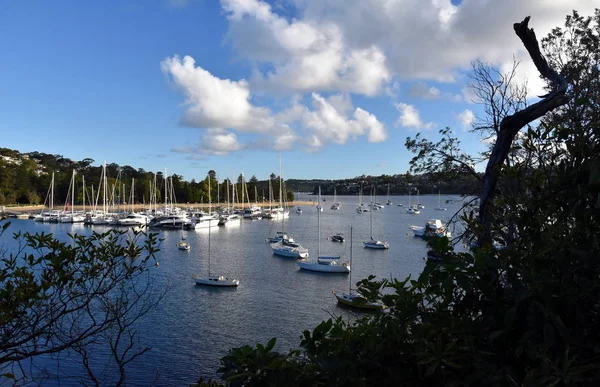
[301,93,388,146]
[457,109,475,131]
[161,55,271,131]
[221,0,596,96]
[221,0,390,95]
[407,82,462,101]
[163,55,386,153]
[199,129,243,155]
[395,103,434,131]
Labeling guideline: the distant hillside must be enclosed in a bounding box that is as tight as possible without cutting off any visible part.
[0,148,480,206]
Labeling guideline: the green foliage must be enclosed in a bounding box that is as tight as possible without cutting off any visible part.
[0,221,164,385]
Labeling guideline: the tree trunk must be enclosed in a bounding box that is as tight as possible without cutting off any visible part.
[478,16,569,244]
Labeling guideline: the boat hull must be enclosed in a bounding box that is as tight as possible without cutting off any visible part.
[363,241,389,249]
[297,260,349,273]
[333,292,385,310]
[271,244,309,258]
[194,276,239,287]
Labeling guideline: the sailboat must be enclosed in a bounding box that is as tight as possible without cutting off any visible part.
[176,232,190,251]
[363,201,389,249]
[194,176,239,287]
[333,227,386,310]
[434,188,447,211]
[271,155,309,259]
[59,170,86,223]
[386,184,392,205]
[297,187,349,273]
[356,184,368,213]
[34,172,57,222]
[372,185,384,210]
[416,189,425,209]
[218,177,242,226]
[330,186,341,210]
[406,185,420,214]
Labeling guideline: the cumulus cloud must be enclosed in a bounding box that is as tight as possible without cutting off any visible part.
[301,93,387,146]
[221,0,596,96]
[161,55,275,132]
[163,55,386,153]
[407,82,462,101]
[457,109,475,131]
[221,0,390,95]
[395,103,434,131]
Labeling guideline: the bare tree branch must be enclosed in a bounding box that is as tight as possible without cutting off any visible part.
[478,16,570,243]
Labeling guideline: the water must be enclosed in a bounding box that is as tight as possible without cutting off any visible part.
[1,194,465,386]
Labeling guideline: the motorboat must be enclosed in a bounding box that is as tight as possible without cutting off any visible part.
[271,242,309,258]
[410,219,451,238]
[117,213,149,227]
[406,206,420,214]
[330,234,345,243]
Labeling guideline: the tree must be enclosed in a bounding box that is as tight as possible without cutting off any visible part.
[0,221,165,385]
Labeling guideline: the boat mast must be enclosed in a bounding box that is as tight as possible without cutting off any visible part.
[103,162,107,214]
[226,178,230,212]
[349,226,353,293]
[82,175,86,213]
[208,175,211,277]
[318,186,321,258]
[164,168,168,213]
[71,170,75,215]
[370,199,373,239]
[279,153,284,234]
[131,179,135,213]
[50,172,54,211]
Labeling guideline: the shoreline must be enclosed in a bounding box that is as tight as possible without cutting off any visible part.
[2,201,320,214]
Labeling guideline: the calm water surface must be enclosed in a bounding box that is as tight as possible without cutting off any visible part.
[1,194,465,386]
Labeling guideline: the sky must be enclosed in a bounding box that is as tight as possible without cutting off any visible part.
[0,0,596,181]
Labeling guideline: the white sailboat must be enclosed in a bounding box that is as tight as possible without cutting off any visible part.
[34,172,57,222]
[177,223,190,251]
[333,226,386,310]
[330,186,341,210]
[406,185,420,214]
[218,177,242,226]
[271,156,309,259]
[356,184,368,213]
[59,170,85,223]
[434,188,447,211]
[118,179,149,226]
[297,187,349,273]
[363,201,389,249]
[386,184,392,205]
[416,189,425,209]
[194,176,239,287]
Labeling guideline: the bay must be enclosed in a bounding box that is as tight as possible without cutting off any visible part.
[1,194,465,386]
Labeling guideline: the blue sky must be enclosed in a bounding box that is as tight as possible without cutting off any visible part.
[0,1,594,181]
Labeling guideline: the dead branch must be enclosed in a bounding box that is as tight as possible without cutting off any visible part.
[478,16,570,243]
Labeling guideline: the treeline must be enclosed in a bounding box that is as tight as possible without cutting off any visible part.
[0,148,479,206]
